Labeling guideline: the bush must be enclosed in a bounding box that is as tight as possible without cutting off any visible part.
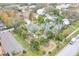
[23,50,27,54]
[48,51,52,56]
[40,38,49,45]
[37,16,45,24]
[30,40,40,51]
[47,31,53,39]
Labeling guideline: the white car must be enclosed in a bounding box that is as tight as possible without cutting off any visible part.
[69,35,79,45]
[69,38,76,45]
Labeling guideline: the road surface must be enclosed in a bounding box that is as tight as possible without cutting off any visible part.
[56,37,79,56]
[0,31,24,55]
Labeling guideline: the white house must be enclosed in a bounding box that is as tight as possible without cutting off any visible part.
[56,4,70,10]
[45,14,57,21]
[37,8,46,16]
[29,5,36,9]
[45,14,53,20]
[62,19,70,25]
[56,5,62,10]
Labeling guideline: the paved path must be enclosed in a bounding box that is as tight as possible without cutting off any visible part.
[66,28,79,39]
[0,31,24,55]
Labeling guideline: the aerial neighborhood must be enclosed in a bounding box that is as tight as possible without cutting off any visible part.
[0,3,79,56]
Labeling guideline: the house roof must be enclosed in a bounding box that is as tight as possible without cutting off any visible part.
[62,19,70,25]
[56,4,70,10]
[55,23,63,30]
[37,8,46,16]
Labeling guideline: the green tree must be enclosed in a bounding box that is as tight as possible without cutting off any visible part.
[39,37,49,45]
[47,31,53,39]
[37,16,45,24]
[53,9,59,16]
[30,40,40,51]
[55,33,65,41]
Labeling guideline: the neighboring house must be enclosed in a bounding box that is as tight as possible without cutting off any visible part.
[45,14,53,20]
[44,15,56,27]
[37,8,46,16]
[56,4,70,10]
[17,6,30,19]
[29,5,36,9]
[18,6,28,12]
[54,18,70,30]
[18,10,28,19]
[45,14,56,21]
[26,22,39,33]
[54,23,63,30]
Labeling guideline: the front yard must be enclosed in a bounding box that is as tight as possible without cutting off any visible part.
[12,20,79,56]
[12,31,57,56]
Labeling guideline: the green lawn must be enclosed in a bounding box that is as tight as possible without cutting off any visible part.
[68,30,79,40]
[61,20,79,37]
[12,32,30,49]
[65,20,79,40]
[62,27,74,37]
[71,20,79,28]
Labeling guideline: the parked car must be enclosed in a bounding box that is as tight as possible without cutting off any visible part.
[69,38,76,45]
[69,35,79,45]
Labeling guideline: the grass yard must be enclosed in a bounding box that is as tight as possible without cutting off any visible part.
[12,32,30,49]
[70,20,79,28]
[62,27,74,37]
[61,20,79,37]
[12,32,46,56]
[68,30,79,40]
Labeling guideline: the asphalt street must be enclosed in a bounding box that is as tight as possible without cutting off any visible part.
[0,31,24,55]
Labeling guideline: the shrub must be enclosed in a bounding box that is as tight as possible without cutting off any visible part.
[30,40,40,51]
